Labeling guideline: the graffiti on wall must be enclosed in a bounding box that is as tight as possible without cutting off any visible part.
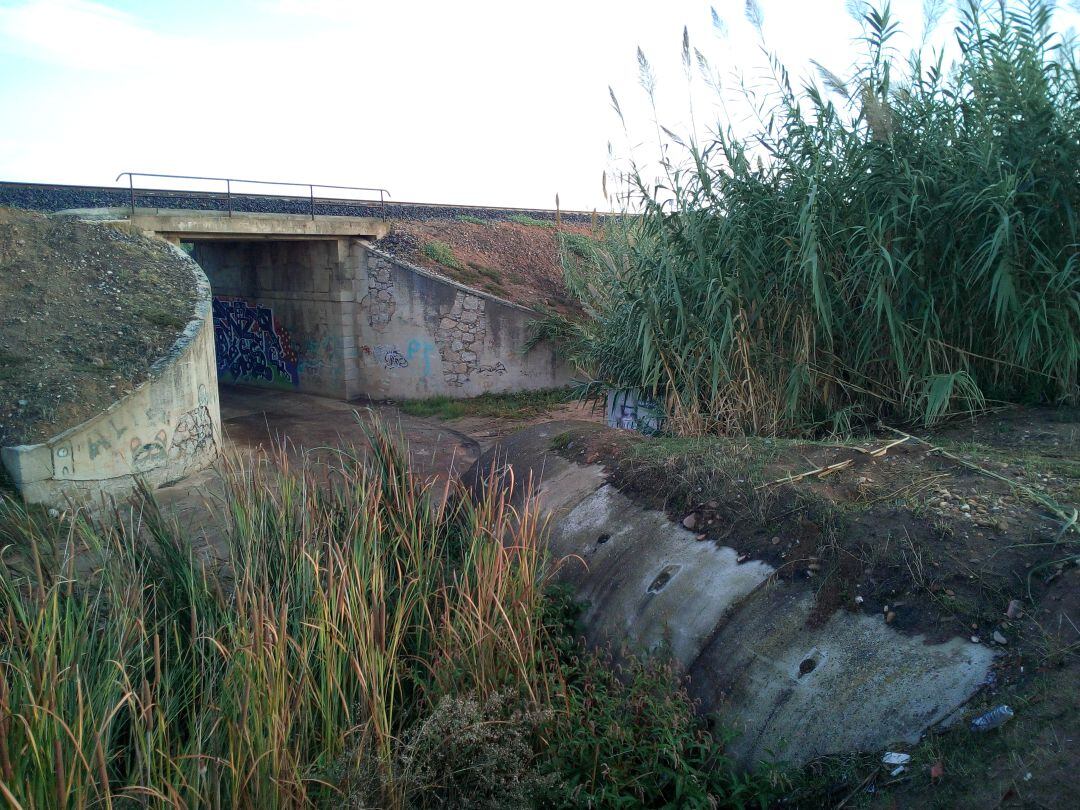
[407,339,435,376]
[606,389,665,436]
[212,297,299,387]
[369,344,408,369]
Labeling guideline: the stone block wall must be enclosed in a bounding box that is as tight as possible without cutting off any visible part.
[349,245,569,399]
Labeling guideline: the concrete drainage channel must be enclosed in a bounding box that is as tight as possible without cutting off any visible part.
[467,422,996,767]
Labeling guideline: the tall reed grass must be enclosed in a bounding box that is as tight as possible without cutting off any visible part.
[0,425,549,808]
[547,1,1080,435]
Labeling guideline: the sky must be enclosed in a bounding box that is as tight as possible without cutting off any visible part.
[1,0,1078,210]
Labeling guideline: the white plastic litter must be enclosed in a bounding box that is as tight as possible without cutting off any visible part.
[882,752,911,766]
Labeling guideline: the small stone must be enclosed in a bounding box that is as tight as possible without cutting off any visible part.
[854,595,864,604]
[17,399,27,407]
[1006,599,1022,619]
[886,611,896,623]
[971,635,981,643]
[993,630,1007,645]
[770,536,780,545]
[682,513,699,530]
[960,503,971,512]
[47,508,60,519]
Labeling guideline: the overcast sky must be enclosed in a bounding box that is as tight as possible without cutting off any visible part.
[1,0,1077,210]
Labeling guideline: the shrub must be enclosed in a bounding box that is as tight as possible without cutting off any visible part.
[457,213,488,225]
[535,589,779,808]
[549,1,1080,436]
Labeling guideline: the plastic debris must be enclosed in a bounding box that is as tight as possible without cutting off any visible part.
[971,705,1014,732]
[890,765,906,777]
[882,752,911,766]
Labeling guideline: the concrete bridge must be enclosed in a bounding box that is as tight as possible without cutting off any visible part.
[10,185,572,403]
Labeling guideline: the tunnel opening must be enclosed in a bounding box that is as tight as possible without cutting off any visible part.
[186,238,356,404]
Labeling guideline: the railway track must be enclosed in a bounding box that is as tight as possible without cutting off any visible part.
[0,180,599,225]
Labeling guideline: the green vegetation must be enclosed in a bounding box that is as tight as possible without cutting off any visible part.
[546,1,1080,436]
[421,239,463,270]
[0,425,774,807]
[457,213,488,225]
[508,213,555,229]
[400,387,571,420]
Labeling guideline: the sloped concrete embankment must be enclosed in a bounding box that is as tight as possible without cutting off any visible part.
[467,422,995,767]
[2,246,221,508]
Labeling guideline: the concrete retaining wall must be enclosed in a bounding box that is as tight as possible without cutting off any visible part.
[193,239,569,401]
[1,247,221,508]
[354,246,569,399]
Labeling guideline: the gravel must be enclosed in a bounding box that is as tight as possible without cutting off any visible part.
[0,182,596,225]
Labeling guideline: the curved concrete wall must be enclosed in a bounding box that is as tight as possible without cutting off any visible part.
[468,423,996,768]
[1,245,221,508]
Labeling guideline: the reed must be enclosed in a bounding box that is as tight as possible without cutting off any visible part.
[0,421,548,808]
[547,1,1080,436]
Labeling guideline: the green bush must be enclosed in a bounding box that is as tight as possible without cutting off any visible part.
[548,1,1080,436]
[457,213,488,225]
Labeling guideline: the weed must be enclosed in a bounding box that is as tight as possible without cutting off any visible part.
[457,213,487,225]
[399,388,571,420]
[422,239,463,270]
[508,213,555,229]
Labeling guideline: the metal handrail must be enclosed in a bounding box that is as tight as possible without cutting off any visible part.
[115,172,391,220]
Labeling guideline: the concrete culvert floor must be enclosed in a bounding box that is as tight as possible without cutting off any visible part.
[0,207,197,447]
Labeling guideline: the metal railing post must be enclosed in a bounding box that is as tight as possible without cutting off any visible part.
[226,179,232,217]
[310,185,315,220]
[127,173,135,218]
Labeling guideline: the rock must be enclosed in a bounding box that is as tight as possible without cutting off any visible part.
[1006,599,1022,619]
[886,611,896,623]
[47,508,59,519]
[971,635,981,643]
[993,630,1007,645]
[682,513,699,530]
[770,535,780,545]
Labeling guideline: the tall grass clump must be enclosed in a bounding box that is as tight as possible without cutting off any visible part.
[0,425,775,807]
[550,1,1080,436]
[0,424,550,808]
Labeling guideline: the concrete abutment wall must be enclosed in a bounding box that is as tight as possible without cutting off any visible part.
[1,247,222,508]
[192,238,568,400]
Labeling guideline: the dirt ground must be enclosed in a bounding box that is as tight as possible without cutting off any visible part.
[151,385,602,560]
[0,208,197,447]
[374,217,594,314]
[552,406,1079,808]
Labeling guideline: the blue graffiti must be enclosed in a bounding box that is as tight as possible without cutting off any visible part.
[407,338,435,376]
[212,298,299,386]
